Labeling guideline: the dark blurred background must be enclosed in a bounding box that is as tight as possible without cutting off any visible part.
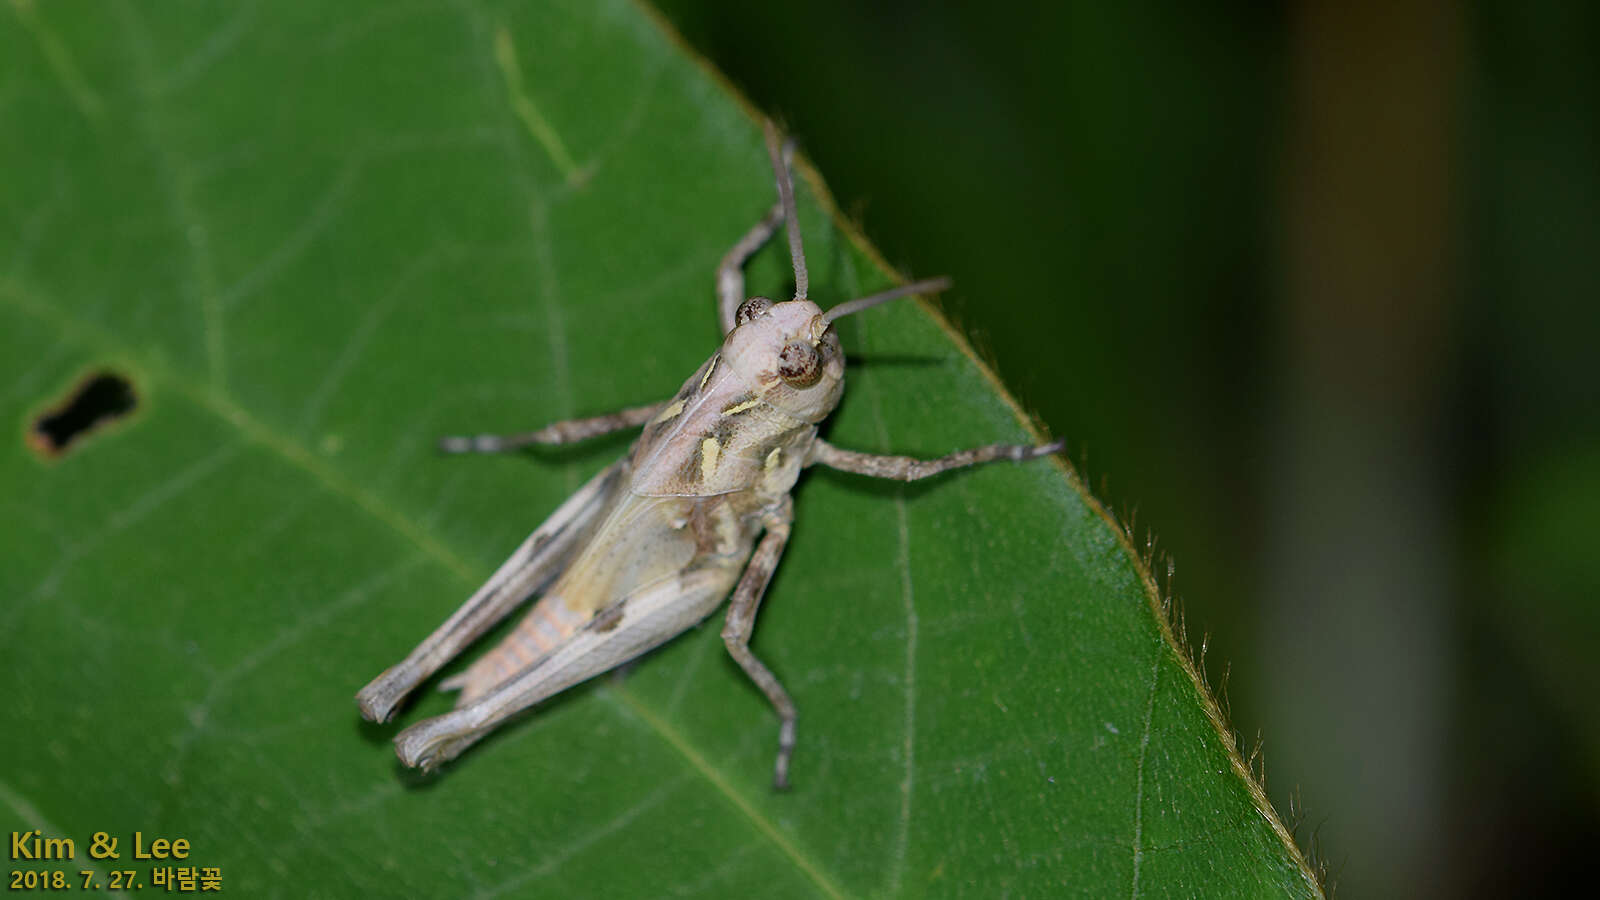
[651,0,1599,896]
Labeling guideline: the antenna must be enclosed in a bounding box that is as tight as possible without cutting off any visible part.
[763,120,808,300]
[823,277,953,324]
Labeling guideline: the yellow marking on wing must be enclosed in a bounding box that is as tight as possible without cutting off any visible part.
[721,396,762,416]
[764,446,783,473]
[650,399,684,424]
[698,356,718,392]
[700,436,721,482]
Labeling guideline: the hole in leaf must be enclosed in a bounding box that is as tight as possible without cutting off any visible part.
[28,371,138,458]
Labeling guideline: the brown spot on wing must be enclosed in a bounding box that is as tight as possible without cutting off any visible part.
[591,604,625,633]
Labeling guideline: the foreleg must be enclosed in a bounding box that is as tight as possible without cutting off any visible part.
[716,202,784,334]
[717,137,796,333]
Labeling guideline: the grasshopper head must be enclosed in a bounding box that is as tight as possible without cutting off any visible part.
[722,297,844,424]
[719,121,950,426]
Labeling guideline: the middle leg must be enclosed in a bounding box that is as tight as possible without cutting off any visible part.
[438,402,662,454]
[721,499,799,789]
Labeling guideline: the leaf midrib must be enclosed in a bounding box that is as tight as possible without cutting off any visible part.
[0,280,847,900]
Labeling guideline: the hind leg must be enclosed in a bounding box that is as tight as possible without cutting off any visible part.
[355,459,628,722]
[393,564,739,771]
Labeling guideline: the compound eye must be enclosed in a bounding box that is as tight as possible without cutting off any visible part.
[735,297,774,326]
[777,341,822,388]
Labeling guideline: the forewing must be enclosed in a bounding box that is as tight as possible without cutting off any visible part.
[630,354,810,497]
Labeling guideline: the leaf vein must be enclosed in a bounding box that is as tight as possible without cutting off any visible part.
[0,777,124,898]
[217,160,359,313]
[1,441,242,639]
[8,0,105,122]
[113,0,228,388]
[295,247,444,436]
[475,773,690,899]
[490,22,583,184]
[843,258,918,898]
[147,0,258,99]
[1130,637,1163,900]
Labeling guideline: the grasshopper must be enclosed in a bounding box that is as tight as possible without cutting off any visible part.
[356,121,1062,789]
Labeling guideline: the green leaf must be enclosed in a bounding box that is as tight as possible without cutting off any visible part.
[0,1,1318,896]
